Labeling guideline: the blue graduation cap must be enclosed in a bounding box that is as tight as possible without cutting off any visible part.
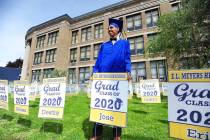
[109,18,123,32]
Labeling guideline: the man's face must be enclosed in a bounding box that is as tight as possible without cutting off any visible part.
[108,25,119,38]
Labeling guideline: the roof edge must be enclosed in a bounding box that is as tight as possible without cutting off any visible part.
[26,14,72,39]
[25,0,142,39]
[72,0,136,22]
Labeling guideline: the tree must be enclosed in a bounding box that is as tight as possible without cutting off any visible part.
[6,58,23,68]
[147,0,210,69]
[51,69,67,78]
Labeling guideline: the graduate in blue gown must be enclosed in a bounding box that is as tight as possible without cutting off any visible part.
[93,19,131,73]
[91,18,131,140]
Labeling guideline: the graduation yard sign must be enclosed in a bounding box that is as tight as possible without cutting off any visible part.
[90,73,128,127]
[14,80,30,115]
[29,82,38,101]
[38,77,66,119]
[139,79,161,103]
[168,70,210,140]
[0,80,9,110]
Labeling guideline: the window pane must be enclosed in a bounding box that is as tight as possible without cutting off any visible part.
[68,68,76,84]
[128,36,144,55]
[146,9,159,27]
[70,49,77,62]
[72,31,78,44]
[132,62,146,82]
[82,33,86,42]
[134,15,141,29]
[80,46,90,61]
[130,42,135,50]
[146,16,152,26]
[45,49,56,63]
[153,14,158,26]
[136,36,144,54]
[150,60,166,81]
[95,24,103,39]
[129,38,135,55]
[127,18,133,28]
[151,68,158,79]
[36,35,45,48]
[134,19,141,27]
[31,70,41,82]
[151,62,157,79]
[48,31,58,45]
[94,44,100,59]
[34,52,43,64]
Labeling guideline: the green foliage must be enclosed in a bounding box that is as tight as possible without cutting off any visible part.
[0,94,175,140]
[6,58,23,68]
[147,0,210,69]
[51,69,67,78]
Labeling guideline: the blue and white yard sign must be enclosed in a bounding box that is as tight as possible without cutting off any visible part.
[38,77,66,119]
[89,73,128,127]
[0,80,8,110]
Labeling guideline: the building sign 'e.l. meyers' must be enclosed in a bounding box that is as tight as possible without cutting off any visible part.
[168,69,210,82]
[168,70,210,140]
[0,80,9,110]
[14,80,30,115]
[38,77,66,119]
[90,73,128,127]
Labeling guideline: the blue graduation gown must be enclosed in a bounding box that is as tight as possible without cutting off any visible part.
[93,39,131,73]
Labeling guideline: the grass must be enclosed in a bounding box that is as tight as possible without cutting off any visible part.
[0,93,176,140]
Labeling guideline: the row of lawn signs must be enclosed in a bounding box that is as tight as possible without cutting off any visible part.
[87,79,168,103]
[1,69,209,140]
[5,82,90,96]
[0,74,131,128]
[0,78,165,120]
[0,73,145,128]
[0,78,66,119]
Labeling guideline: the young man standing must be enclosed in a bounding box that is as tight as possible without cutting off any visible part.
[91,18,131,140]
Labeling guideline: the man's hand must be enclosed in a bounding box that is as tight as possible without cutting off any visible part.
[89,76,93,81]
[127,73,132,81]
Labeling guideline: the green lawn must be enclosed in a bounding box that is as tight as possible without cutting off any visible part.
[0,93,176,140]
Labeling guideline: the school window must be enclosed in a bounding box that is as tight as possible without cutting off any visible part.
[68,68,76,84]
[71,30,79,45]
[95,24,103,39]
[93,43,101,60]
[36,35,45,48]
[150,60,167,81]
[43,68,54,79]
[33,52,43,65]
[171,3,181,12]
[131,62,146,82]
[45,49,56,63]
[31,70,41,82]
[80,46,90,61]
[79,67,90,84]
[81,27,91,42]
[47,31,59,45]
[146,9,159,27]
[126,14,142,31]
[70,48,77,63]
[128,36,144,55]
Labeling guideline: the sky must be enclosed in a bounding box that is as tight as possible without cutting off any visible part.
[0,0,122,67]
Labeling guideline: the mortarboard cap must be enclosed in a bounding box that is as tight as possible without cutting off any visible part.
[109,18,123,32]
